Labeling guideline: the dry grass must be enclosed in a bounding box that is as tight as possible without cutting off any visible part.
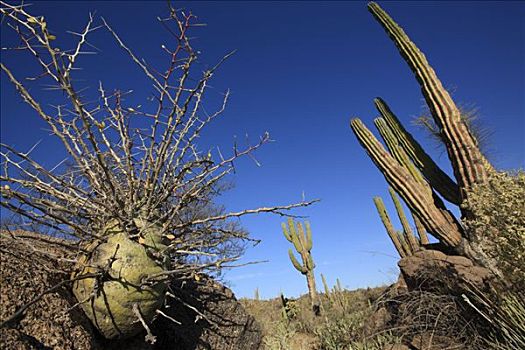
[240,286,398,350]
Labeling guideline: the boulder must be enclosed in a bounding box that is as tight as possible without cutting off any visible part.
[398,250,494,294]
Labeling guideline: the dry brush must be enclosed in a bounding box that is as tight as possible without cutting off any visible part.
[0,1,315,342]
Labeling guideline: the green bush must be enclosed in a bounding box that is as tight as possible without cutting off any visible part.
[314,310,367,350]
[462,170,525,291]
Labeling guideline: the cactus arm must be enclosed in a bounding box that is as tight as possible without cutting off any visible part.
[374,117,427,186]
[306,254,316,270]
[373,196,407,257]
[388,187,420,253]
[291,229,303,253]
[336,278,343,293]
[321,273,331,297]
[296,222,306,248]
[351,118,463,247]
[412,211,430,245]
[304,221,313,251]
[288,218,298,241]
[397,230,412,256]
[368,2,491,195]
[282,222,292,242]
[374,98,461,205]
[288,249,307,274]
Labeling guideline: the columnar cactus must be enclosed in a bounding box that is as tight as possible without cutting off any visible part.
[373,189,425,257]
[282,218,319,314]
[332,278,349,312]
[350,2,501,275]
[388,188,420,253]
[367,2,493,196]
[373,196,408,258]
[321,273,331,300]
[374,98,460,205]
[279,293,298,321]
[351,119,463,248]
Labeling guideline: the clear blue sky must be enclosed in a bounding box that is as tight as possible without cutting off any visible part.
[1,1,524,299]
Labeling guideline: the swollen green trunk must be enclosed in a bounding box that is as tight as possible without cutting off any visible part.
[72,220,168,339]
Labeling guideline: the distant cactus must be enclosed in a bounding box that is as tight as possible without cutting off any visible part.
[282,218,320,315]
[279,293,298,321]
[321,273,331,300]
[332,278,349,312]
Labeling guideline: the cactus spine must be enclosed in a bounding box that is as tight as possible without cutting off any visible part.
[282,218,319,314]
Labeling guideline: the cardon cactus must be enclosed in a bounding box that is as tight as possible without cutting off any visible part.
[350,2,503,276]
[282,218,320,314]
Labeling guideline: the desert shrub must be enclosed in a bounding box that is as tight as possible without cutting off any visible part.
[315,309,401,350]
[314,310,368,350]
[242,286,388,350]
[462,170,525,292]
[262,319,297,350]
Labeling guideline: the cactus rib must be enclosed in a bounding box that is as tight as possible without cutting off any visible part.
[368,2,491,195]
[351,118,463,247]
[374,98,461,205]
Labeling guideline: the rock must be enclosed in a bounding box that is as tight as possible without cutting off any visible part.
[398,250,494,294]
[0,231,99,350]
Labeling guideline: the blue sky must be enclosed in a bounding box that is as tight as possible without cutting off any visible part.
[1,1,524,299]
